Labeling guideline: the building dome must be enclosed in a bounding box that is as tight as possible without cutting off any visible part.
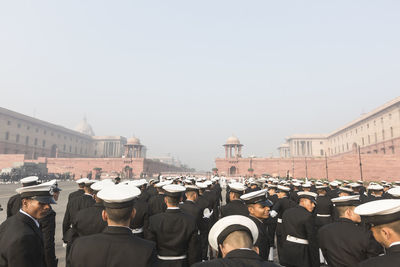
[226,136,241,145]
[74,117,95,136]
[127,137,141,145]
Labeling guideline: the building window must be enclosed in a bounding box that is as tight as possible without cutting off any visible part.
[375,133,377,143]
[44,130,46,135]
[391,127,394,138]
[16,134,20,143]
[391,146,395,154]
[356,129,358,134]
[362,138,365,146]
[347,143,349,150]
[75,147,77,153]
[36,128,39,133]
[7,121,11,125]
[34,138,38,146]
[381,117,384,123]
[367,124,369,129]
[17,123,21,128]
[42,140,46,147]
[69,146,72,152]
[25,136,29,145]
[27,126,30,130]
[382,130,385,140]
[368,135,370,144]
[320,141,323,145]
[320,149,324,156]
[389,113,392,119]
[63,144,66,151]
[5,132,9,140]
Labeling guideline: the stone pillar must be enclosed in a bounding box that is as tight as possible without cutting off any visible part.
[225,146,229,158]
[238,146,242,157]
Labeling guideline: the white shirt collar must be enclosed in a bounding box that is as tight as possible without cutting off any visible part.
[19,209,40,228]
[389,241,400,248]
[167,207,180,210]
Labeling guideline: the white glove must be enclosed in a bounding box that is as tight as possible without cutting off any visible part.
[270,210,278,218]
[62,243,67,248]
[203,208,213,218]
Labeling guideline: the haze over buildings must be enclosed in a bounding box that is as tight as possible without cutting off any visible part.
[1,1,399,170]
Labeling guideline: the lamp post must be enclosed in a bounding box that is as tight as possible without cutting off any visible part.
[325,152,329,180]
[358,146,363,181]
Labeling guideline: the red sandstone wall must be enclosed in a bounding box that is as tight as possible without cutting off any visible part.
[216,153,400,182]
[0,154,26,169]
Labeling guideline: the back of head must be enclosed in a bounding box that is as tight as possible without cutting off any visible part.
[223,230,253,249]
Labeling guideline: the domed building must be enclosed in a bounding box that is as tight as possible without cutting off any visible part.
[124,137,146,158]
[74,117,95,136]
[223,135,243,158]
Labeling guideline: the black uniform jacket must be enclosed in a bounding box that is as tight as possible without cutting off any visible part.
[360,244,400,267]
[0,212,45,267]
[147,208,201,266]
[148,194,167,216]
[318,218,382,267]
[72,203,107,237]
[68,189,84,201]
[249,216,270,261]
[63,194,95,242]
[314,195,333,227]
[68,226,157,267]
[221,200,249,217]
[130,197,149,231]
[191,249,279,267]
[179,200,202,228]
[281,206,319,267]
[6,194,21,218]
[39,207,58,267]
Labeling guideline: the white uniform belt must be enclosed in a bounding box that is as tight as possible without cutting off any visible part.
[316,214,331,217]
[277,218,283,223]
[286,235,309,245]
[132,227,143,234]
[157,255,187,260]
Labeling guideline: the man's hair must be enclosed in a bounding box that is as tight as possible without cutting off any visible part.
[185,191,197,198]
[78,184,85,188]
[375,220,400,235]
[223,230,253,249]
[105,206,133,223]
[165,196,179,206]
[336,206,354,217]
[230,191,241,199]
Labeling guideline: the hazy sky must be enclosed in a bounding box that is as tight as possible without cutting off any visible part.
[1,1,399,171]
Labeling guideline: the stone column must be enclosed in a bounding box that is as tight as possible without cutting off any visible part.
[225,146,229,158]
[238,146,242,157]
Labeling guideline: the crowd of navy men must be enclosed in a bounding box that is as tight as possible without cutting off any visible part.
[1,174,400,266]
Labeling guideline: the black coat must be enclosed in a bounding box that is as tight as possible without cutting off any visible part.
[39,207,58,267]
[191,249,279,267]
[281,206,319,267]
[360,244,400,267]
[72,203,107,237]
[0,212,45,267]
[67,226,157,267]
[147,208,201,266]
[148,194,167,216]
[68,189,84,201]
[314,195,333,228]
[63,194,95,242]
[318,218,382,267]
[249,216,270,261]
[130,198,149,237]
[179,200,202,228]
[6,194,21,218]
[221,200,249,217]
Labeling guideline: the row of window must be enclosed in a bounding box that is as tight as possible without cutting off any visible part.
[331,113,395,144]
[5,120,89,144]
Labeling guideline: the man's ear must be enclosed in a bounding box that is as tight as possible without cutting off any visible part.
[131,208,136,219]
[164,196,168,205]
[102,210,108,222]
[253,246,260,254]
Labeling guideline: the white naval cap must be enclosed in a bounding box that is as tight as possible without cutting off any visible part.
[276,185,290,192]
[128,180,147,188]
[297,191,318,203]
[329,181,339,187]
[20,176,39,186]
[292,182,301,187]
[339,187,354,193]
[229,183,246,194]
[208,215,258,251]
[331,195,360,207]
[41,179,62,192]
[196,182,208,189]
[76,178,89,184]
[349,183,362,188]
[355,199,400,226]
[91,180,114,192]
[16,184,56,204]
[301,183,312,188]
[240,189,273,207]
[162,184,186,197]
[367,184,384,191]
[204,180,213,187]
[388,187,400,198]
[185,185,199,192]
[97,184,141,208]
